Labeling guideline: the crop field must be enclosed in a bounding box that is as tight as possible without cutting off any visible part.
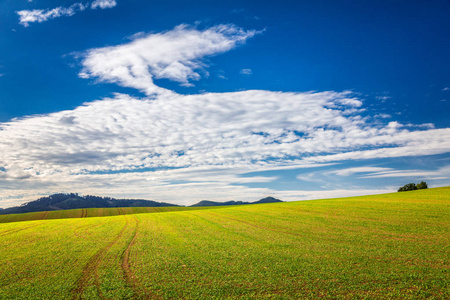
[0,206,206,224]
[0,187,448,299]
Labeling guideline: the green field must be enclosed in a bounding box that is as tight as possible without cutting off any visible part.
[0,206,208,224]
[0,187,448,299]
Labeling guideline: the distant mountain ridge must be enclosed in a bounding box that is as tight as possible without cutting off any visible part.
[0,193,179,215]
[190,196,282,207]
[0,194,283,215]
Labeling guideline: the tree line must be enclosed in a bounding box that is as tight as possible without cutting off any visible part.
[398,181,428,192]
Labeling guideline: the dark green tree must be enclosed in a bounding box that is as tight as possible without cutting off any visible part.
[398,183,418,192]
[416,181,428,189]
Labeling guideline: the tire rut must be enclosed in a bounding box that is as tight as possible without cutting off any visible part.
[0,223,41,237]
[42,211,50,220]
[71,217,130,300]
[121,216,161,300]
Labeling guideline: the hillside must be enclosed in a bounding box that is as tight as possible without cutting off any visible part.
[190,196,282,207]
[0,206,209,224]
[0,195,282,223]
[0,193,179,215]
[0,187,448,299]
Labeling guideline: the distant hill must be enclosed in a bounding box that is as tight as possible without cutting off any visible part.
[191,196,282,207]
[0,193,283,216]
[0,193,179,215]
[253,196,283,204]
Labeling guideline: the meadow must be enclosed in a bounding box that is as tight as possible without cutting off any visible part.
[0,187,448,299]
[0,206,204,224]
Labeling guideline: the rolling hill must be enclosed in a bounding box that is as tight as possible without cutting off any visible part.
[0,194,282,223]
[0,193,179,215]
[190,196,282,207]
[0,187,448,299]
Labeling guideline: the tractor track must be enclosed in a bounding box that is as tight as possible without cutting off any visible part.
[0,223,41,237]
[42,211,50,220]
[80,209,88,218]
[71,217,130,300]
[121,216,161,300]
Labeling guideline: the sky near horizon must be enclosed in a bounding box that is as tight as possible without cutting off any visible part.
[0,0,450,208]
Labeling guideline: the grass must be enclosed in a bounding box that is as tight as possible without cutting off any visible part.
[0,206,208,224]
[0,187,448,299]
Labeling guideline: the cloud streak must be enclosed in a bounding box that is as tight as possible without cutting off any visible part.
[91,0,117,9]
[331,165,450,180]
[17,1,117,26]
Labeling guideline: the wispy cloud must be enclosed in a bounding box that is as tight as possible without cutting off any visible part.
[0,165,394,208]
[374,113,391,119]
[79,24,258,95]
[327,165,450,181]
[0,90,367,175]
[331,167,393,176]
[18,3,87,27]
[91,0,117,9]
[240,68,252,75]
[376,95,391,101]
[217,70,228,80]
[17,1,117,26]
[358,166,450,179]
[1,88,449,205]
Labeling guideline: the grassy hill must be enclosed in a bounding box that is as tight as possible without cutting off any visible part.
[0,197,282,224]
[0,205,206,224]
[0,195,281,222]
[0,193,179,216]
[0,187,448,299]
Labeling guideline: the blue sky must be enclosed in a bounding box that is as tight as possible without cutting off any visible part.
[0,0,449,207]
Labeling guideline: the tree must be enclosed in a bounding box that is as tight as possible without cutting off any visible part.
[416,181,428,189]
[398,183,417,192]
[398,181,428,192]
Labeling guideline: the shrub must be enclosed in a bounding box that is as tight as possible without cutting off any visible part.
[398,181,428,192]
[417,181,428,189]
[398,183,417,192]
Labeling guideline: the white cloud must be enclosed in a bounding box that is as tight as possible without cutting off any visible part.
[331,167,393,176]
[1,89,449,206]
[91,0,117,9]
[0,165,395,208]
[217,70,228,80]
[240,68,252,75]
[330,165,450,180]
[358,165,450,179]
[0,90,366,175]
[79,24,258,96]
[442,87,450,91]
[17,1,117,26]
[1,24,450,207]
[374,113,391,119]
[17,3,87,27]
[376,95,391,101]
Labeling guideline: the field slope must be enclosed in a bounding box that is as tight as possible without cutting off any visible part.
[0,206,206,224]
[0,187,448,299]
